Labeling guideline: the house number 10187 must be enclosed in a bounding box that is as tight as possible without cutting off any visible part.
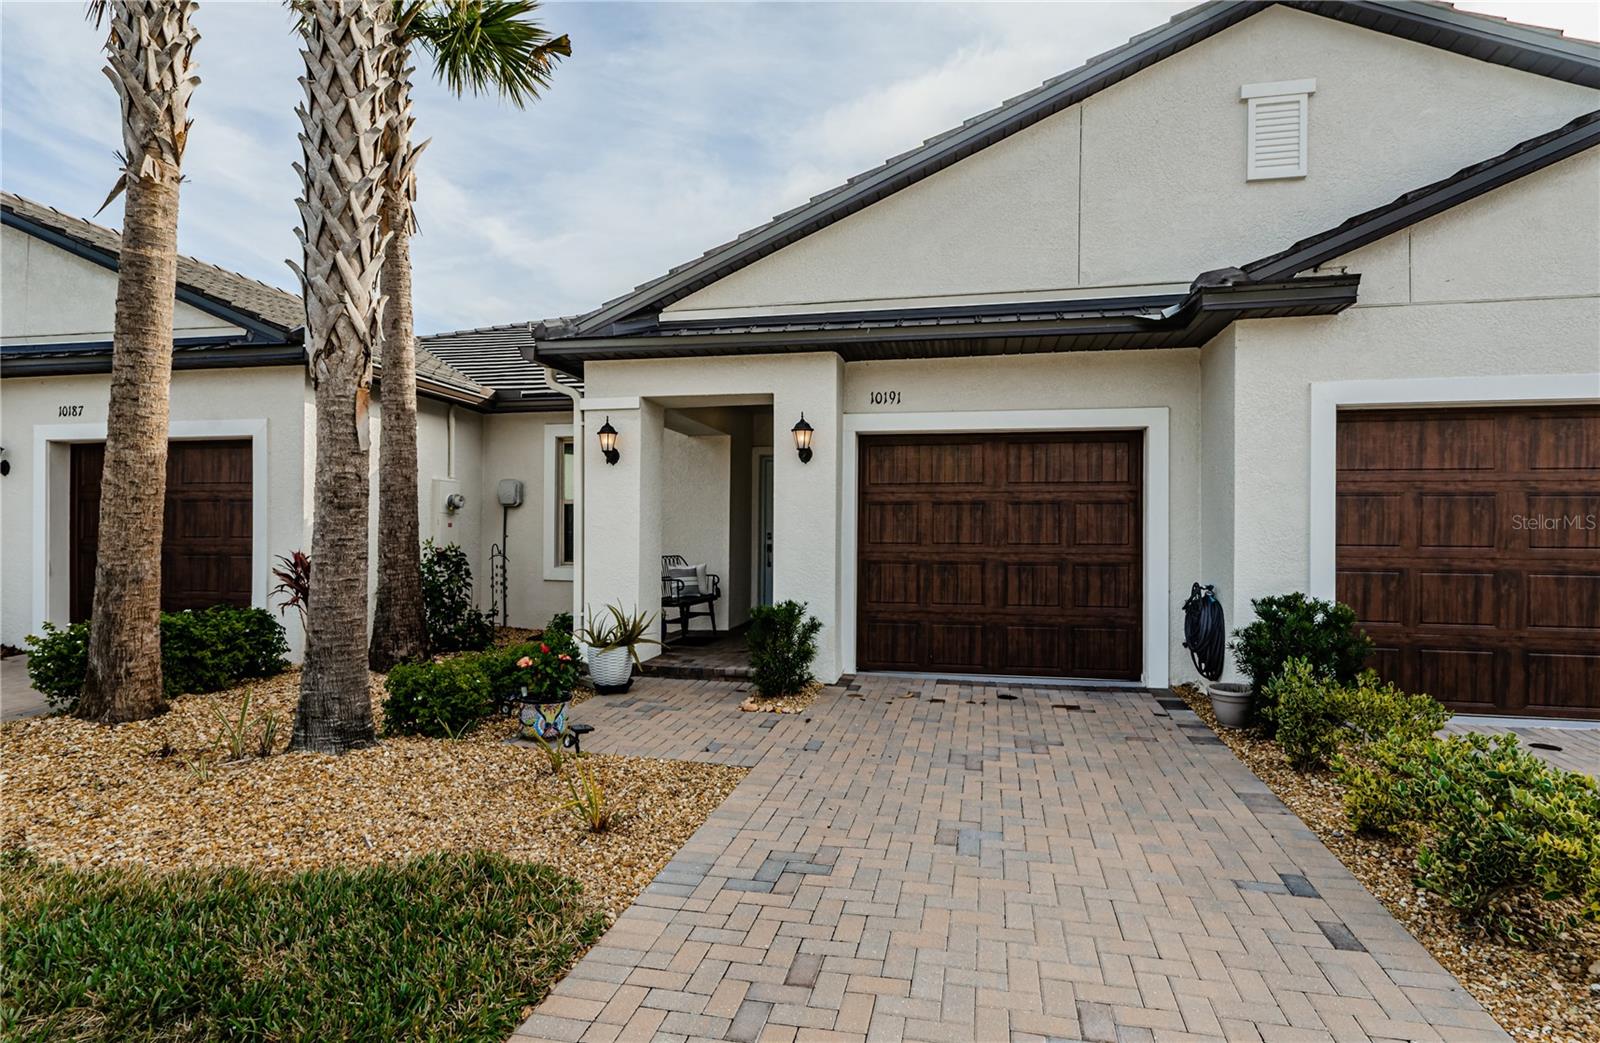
[868,390,901,405]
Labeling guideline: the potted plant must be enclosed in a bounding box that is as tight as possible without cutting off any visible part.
[577,604,659,693]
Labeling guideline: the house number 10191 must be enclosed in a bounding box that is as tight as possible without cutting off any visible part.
[868,390,901,405]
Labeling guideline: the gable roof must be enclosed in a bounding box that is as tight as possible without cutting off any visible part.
[3,190,305,339]
[1,191,502,404]
[548,1,1600,340]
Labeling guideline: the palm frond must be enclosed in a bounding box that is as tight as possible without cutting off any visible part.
[84,0,109,29]
[407,0,569,107]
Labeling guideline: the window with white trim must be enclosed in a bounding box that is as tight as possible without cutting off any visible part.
[1241,79,1315,180]
[556,437,574,566]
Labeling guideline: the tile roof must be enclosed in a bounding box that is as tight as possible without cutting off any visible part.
[2,191,305,333]
[420,322,580,403]
[2,191,494,402]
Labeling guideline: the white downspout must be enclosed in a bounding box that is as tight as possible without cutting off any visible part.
[543,365,584,632]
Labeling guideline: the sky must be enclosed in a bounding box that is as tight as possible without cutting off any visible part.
[3,1,1596,335]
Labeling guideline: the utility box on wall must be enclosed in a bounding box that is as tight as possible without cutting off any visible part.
[430,478,463,543]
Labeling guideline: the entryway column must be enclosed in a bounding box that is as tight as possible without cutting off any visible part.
[770,355,845,681]
[580,398,666,659]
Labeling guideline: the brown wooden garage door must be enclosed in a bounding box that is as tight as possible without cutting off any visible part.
[1336,406,1600,719]
[71,440,254,621]
[856,432,1142,679]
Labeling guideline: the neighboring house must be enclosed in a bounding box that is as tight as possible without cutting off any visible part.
[527,1,1600,718]
[1,193,576,657]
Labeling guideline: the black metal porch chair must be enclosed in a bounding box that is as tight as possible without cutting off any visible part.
[661,554,722,642]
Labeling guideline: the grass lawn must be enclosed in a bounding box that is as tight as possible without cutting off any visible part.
[0,849,606,1042]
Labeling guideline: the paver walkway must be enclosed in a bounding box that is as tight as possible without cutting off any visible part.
[516,676,1505,1043]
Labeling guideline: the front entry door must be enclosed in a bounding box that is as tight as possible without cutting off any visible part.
[758,453,775,606]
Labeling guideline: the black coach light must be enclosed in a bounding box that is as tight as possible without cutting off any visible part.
[791,413,814,464]
[596,417,620,465]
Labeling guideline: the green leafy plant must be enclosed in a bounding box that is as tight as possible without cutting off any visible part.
[257,710,281,759]
[1229,593,1372,728]
[576,604,660,665]
[746,600,822,699]
[421,540,495,654]
[22,621,89,712]
[564,763,612,832]
[1263,658,1343,772]
[544,612,574,638]
[541,741,566,776]
[0,851,607,1043]
[212,690,257,761]
[1336,732,1600,940]
[26,608,289,713]
[381,658,494,739]
[1337,671,1450,745]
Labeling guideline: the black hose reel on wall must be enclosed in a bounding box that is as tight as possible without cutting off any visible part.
[1182,582,1226,682]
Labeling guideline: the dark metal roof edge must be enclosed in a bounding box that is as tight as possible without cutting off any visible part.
[566,0,1598,336]
[656,293,1187,331]
[532,276,1358,375]
[1,206,297,344]
[1245,109,1600,280]
[1,343,305,378]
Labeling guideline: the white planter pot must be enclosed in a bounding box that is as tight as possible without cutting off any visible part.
[586,646,634,690]
[1207,682,1252,729]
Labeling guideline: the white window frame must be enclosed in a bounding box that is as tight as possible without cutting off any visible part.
[31,418,270,632]
[1242,78,1315,181]
[542,423,575,581]
[1307,372,1600,600]
[839,408,1170,688]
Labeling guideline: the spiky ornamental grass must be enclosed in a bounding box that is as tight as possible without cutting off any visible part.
[0,849,605,1042]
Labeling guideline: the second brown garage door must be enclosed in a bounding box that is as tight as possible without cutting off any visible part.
[71,440,254,621]
[1336,405,1600,719]
[856,432,1142,679]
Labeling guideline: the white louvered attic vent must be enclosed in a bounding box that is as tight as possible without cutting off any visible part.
[1242,79,1315,181]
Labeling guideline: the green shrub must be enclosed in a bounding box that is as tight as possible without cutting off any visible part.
[1338,671,1450,745]
[1264,658,1343,772]
[746,600,821,698]
[422,540,495,654]
[1230,593,1372,727]
[1336,732,1600,940]
[23,621,90,712]
[25,608,288,713]
[160,607,290,696]
[545,612,574,638]
[0,850,606,1043]
[475,639,581,704]
[382,657,494,738]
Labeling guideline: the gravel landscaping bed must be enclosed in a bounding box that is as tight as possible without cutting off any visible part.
[1177,683,1600,1043]
[740,679,823,714]
[0,669,746,918]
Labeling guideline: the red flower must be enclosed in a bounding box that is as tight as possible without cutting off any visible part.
[516,656,533,668]
[558,653,572,662]
[540,643,551,654]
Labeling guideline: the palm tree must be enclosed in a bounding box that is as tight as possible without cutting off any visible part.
[288,0,395,753]
[75,0,200,724]
[367,0,568,670]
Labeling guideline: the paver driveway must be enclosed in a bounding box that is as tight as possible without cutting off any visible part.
[514,676,1505,1043]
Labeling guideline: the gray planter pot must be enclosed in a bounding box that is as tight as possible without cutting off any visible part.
[585,645,634,690]
[1207,682,1252,729]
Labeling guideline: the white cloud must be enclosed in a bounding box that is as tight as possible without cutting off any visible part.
[4,0,1592,334]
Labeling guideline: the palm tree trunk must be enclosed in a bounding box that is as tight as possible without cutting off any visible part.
[368,53,428,671]
[77,0,199,724]
[289,0,394,754]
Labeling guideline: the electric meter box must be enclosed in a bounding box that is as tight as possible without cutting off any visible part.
[497,479,524,507]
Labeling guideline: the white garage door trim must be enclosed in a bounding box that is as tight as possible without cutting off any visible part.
[32,418,271,632]
[840,408,1170,687]
[1308,372,1600,602]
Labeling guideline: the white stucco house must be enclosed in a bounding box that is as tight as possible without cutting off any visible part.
[3,1,1597,720]
[527,1,1600,719]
